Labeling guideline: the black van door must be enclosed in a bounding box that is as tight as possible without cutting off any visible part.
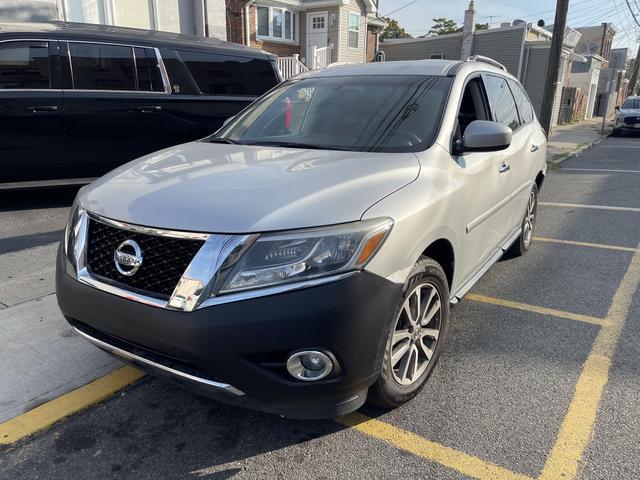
[0,40,65,185]
[61,41,175,178]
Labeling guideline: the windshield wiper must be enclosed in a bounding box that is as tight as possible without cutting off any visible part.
[243,141,355,151]
[209,137,242,145]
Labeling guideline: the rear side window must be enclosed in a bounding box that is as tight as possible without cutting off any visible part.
[178,50,278,96]
[134,47,164,92]
[69,43,136,91]
[0,41,50,89]
[483,74,520,131]
[508,79,534,124]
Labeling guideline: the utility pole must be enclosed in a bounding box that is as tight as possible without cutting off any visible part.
[539,0,569,136]
[628,44,640,96]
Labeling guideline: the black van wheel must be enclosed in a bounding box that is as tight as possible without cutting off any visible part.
[369,257,449,409]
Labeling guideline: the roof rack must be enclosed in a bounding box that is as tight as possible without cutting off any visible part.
[466,55,507,71]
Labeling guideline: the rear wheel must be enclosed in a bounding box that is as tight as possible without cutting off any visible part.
[368,257,449,409]
[509,183,538,257]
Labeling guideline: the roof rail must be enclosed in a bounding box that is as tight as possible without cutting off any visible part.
[466,55,507,71]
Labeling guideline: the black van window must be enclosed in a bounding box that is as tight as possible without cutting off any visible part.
[0,41,50,89]
[69,43,136,91]
[178,50,278,96]
[483,74,520,131]
[134,47,164,92]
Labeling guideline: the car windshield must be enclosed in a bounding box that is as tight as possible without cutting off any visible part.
[622,98,640,109]
[209,75,452,153]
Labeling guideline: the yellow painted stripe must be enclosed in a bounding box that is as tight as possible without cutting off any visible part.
[533,236,638,253]
[338,412,533,480]
[0,366,144,445]
[466,293,606,326]
[539,243,640,479]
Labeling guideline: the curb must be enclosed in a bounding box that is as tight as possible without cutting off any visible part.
[549,135,607,165]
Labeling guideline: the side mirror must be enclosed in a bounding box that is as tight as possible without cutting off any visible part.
[223,116,235,126]
[461,120,512,152]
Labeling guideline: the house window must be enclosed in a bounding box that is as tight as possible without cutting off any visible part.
[256,6,297,42]
[348,12,359,48]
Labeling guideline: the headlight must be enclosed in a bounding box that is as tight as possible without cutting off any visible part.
[217,218,393,294]
[63,198,86,277]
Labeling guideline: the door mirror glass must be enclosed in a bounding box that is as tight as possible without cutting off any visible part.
[462,120,512,152]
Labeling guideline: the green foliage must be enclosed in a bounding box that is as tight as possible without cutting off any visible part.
[429,17,489,35]
[380,17,412,41]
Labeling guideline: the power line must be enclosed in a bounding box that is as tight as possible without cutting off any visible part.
[381,0,422,18]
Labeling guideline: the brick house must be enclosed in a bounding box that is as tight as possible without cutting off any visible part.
[225,0,385,71]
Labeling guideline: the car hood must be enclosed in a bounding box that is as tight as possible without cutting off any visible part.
[79,141,420,233]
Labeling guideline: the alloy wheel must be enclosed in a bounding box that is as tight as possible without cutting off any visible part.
[522,188,537,249]
[390,282,442,386]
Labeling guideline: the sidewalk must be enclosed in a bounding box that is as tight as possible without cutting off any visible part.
[546,117,613,164]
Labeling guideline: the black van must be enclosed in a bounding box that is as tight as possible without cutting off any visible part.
[0,22,281,188]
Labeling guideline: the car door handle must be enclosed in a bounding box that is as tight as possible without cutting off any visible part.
[26,105,59,112]
[530,144,539,152]
[136,105,162,113]
[498,163,511,173]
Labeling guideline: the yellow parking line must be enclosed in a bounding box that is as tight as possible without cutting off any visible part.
[465,293,606,326]
[338,412,533,480]
[533,236,638,253]
[0,366,144,445]
[539,243,640,479]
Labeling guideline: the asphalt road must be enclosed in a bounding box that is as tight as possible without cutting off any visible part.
[1,135,640,479]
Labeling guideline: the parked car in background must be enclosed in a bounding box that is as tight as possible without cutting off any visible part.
[58,57,547,418]
[0,22,280,188]
[613,96,640,136]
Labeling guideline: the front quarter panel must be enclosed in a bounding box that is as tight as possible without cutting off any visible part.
[362,146,461,293]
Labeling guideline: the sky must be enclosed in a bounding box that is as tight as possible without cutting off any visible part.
[378,0,639,56]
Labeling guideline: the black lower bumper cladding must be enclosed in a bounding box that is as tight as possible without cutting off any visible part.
[56,247,402,419]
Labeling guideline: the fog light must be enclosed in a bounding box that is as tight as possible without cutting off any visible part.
[286,351,333,381]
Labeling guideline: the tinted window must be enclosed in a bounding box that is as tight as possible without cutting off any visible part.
[134,47,164,92]
[179,50,278,96]
[508,79,534,124]
[0,41,50,89]
[622,98,640,109]
[483,75,520,131]
[69,43,136,91]
[213,75,452,153]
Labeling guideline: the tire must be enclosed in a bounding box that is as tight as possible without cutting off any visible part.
[508,183,538,257]
[368,256,450,409]
[611,129,620,137]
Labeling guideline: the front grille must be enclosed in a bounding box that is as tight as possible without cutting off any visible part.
[87,218,205,299]
[624,116,639,125]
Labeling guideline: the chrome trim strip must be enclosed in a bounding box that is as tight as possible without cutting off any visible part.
[0,177,96,190]
[451,227,521,302]
[154,47,172,94]
[73,327,245,396]
[89,213,210,241]
[199,271,359,308]
[77,270,168,308]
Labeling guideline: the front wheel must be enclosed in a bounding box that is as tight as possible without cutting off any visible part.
[509,183,538,257]
[368,257,450,409]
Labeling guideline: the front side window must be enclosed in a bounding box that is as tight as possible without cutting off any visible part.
[508,79,534,124]
[179,50,278,96]
[69,42,135,91]
[483,74,520,131]
[348,12,360,48]
[257,6,296,41]
[212,75,452,153]
[0,41,50,89]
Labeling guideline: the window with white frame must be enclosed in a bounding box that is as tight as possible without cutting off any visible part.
[256,6,297,42]
[348,12,360,48]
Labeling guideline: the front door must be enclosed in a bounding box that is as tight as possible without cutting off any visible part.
[307,12,328,69]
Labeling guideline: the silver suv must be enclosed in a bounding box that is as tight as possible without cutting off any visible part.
[57,57,547,418]
[613,96,640,136]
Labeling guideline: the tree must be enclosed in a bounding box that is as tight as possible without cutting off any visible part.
[429,18,489,35]
[380,17,412,41]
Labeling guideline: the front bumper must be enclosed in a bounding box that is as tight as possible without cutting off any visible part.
[56,246,402,418]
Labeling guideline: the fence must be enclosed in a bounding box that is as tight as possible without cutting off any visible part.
[277,54,309,81]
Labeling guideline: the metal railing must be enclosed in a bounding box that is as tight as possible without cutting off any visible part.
[277,54,309,80]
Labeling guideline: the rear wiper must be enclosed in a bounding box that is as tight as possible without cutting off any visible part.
[209,137,242,144]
